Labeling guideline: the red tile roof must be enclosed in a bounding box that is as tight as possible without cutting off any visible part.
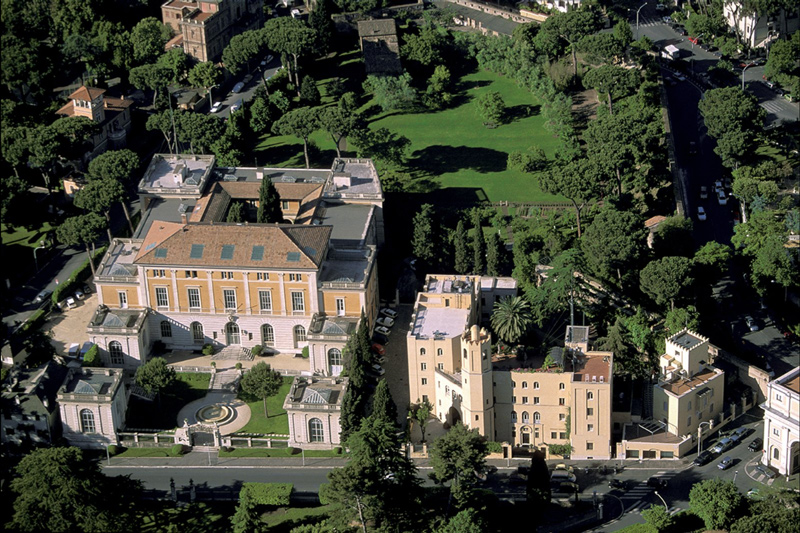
[69,86,106,101]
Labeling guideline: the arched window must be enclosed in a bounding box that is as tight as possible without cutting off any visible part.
[521,411,529,424]
[533,412,541,423]
[534,382,540,390]
[293,325,307,346]
[225,322,240,345]
[773,448,780,460]
[191,322,204,343]
[559,383,565,390]
[80,409,95,433]
[420,348,426,356]
[308,418,324,443]
[437,348,443,356]
[329,348,342,367]
[511,411,517,423]
[587,391,594,400]
[522,381,528,389]
[109,341,123,365]
[261,323,275,346]
[160,321,172,338]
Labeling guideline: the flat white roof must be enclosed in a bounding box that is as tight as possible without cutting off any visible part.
[410,306,469,339]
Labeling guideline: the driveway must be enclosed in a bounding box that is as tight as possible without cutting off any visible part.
[378,304,413,428]
[45,293,97,356]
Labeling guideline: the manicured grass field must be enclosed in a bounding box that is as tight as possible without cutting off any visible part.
[114,446,183,458]
[235,376,294,435]
[253,68,565,204]
[1,223,53,248]
[261,504,334,531]
[219,447,344,458]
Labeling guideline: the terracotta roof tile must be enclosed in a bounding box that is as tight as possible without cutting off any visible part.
[69,86,106,101]
[645,215,667,228]
[134,223,331,269]
[135,222,185,261]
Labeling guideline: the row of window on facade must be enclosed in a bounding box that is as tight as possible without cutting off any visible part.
[152,270,304,281]
[418,347,488,360]
[159,320,307,346]
[149,287,307,313]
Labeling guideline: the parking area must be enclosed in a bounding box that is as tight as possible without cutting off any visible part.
[45,293,98,356]
[375,304,413,428]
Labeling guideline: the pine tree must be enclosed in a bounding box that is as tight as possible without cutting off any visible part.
[486,231,503,276]
[472,210,486,275]
[256,177,282,223]
[226,201,244,222]
[339,387,365,444]
[453,219,471,274]
[370,379,398,426]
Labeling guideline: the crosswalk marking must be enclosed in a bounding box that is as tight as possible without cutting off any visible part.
[629,503,683,515]
[761,101,785,114]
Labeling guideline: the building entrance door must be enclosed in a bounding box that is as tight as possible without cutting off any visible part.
[225,322,240,345]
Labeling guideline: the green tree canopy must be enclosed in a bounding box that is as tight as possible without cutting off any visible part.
[365,73,417,112]
[583,65,640,114]
[475,90,505,127]
[639,256,694,310]
[9,447,141,533]
[55,213,105,276]
[271,107,320,168]
[369,379,398,427]
[134,357,176,397]
[491,296,533,345]
[581,207,646,285]
[131,17,168,65]
[256,176,282,223]
[430,422,489,507]
[188,61,222,92]
[240,362,283,417]
[539,158,602,237]
[74,177,132,238]
[539,8,601,77]
[87,149,139,183]
[411,204,438,267]
[689,479,745,531]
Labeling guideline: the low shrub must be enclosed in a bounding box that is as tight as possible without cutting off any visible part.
[486,441,503,454]
[301,346,309,359]
[202,343,215,355]
[333,446,342,455]
[107,445,123,456]
[171,444,185,456]
[235,362,242,370]
[81,344,102,367]
[250,344,263,356]
[52,246,106,306]
[239,482,293,506]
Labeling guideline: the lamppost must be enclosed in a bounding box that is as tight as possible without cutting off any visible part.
[742,62,752,91]
[698,421,712,455]
[33,241,46,272]
[654,490,669,512]
[636,2,648,40]
[106,443,111,466]
[733,470,739,483]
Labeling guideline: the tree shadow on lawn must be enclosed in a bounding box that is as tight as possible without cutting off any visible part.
[125,380,208,430]
[505,103,541,122]
[255,141,305,168]
[408,145,508,175]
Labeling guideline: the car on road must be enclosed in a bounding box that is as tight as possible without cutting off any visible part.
[230,99,243,113]
[688,36,700,45]
[700,186,708,199]
[242,74,253,84]
[209,101,222,113]
[656,3,666,11]
[371,343,386,356]
[380,308,398,319]
[763,80,776,89]
[712,437,734,454]
[551,469,577,483]
[374,325,391,336]
[232,81,245,93]
[376,316,395,328]
[647,476,668,489]
[731,427,750,442]
[747,438,762,452]
[697,207,707,221]
[744,315,758,331]
[369,363,385,376]
[33,289,53,304]
[677,27,688,36]
[83,284,92,294]
[714,180,724,192]
[260,54,274,67]
[717,456,734,470]
[717,189,728,205]
[673,73,686,82]
[662,16,672,23]
[688,141,697,155]
[693,450,715,466]
[754,464,777,479]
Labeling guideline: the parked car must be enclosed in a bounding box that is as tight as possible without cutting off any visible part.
[714,180,724,192]
[662,16,672,23]
[688,36,700,45]
[380,308,398,319]
[697,207,707,221]
[647,476,668,489]
[230,99,243,113]
[754,464,777,479]
[656,3,666,11]
[65,296,77,309]
[232,81,245,93]
[731,427,750,442]
[68,343,80,358]
[369,364,385,376]
[376,316,395,328]
[688,141,697,155]
[553,464,574,473]
[744,315,758,331]
[33,289,53,304]
[608,479,626,489]
[260,54,274,67]
[82,284,92,295]
[677,27,688,36]
[693,450,715,466]
[550,469,577,483]
[373,355,386,365]
[712,437,734,454]
[374,325,391,336]
[371,343,386,356]
[673,72,686,82]
[209,101,222,113]
[717,456,734,470]
[74,289,85,300]
[79,341,94,361]
[700,186,708,199]
[372,333,389,346]
[717,189,728,205]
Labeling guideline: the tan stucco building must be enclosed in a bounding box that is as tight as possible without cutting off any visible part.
[761,366,800,475]
[284,376,347,450]
[406,275,613,459]
[57,368,128,449]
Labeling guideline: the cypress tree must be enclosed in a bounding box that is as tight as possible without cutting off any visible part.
[412,204,437,266]
[256,178,282,223]
[472,210,486,275]
[226,201,244,222]
[339,387,365,443]
[454,219,471,274]
[486,231,502,277]
[370,379,398,427]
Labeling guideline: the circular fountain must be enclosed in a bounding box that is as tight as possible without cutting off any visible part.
[195,403,235,425]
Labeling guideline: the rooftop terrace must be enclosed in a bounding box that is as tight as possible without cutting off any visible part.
[410,306,470,339]
[138,154,215,195]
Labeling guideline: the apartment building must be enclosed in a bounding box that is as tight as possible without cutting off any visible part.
[406,275,613,459]
[88,154,384,374]
[618,330,725,459]
[722,1,800,48]
[162,0,264,62]
[761,366,800,475]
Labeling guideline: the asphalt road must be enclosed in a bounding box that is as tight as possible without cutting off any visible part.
[211,56,282,120]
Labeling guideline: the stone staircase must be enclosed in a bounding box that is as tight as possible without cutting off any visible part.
[212,345,254,361]
[209,370,241,393]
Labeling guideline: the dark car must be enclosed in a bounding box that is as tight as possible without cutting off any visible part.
[754,464,777,479]
[693,450,715,466]
[647,476,668,489]
[731,427,750,443]
[748,437,763,452]
[372,333,389,346]
[33,289,53,304]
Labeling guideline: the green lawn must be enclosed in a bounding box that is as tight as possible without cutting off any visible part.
[261,504,335,532]
[219,447,344,458]
[236,376,294,435]
[125,372,211,430]
[253,68,566,204]
[1,223,53,248]
[114,447,184,458]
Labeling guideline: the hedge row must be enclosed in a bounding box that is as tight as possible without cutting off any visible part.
[81,344,102,367]
[240,482,293,506]
[52,246,106,306]
[15,309,47,337]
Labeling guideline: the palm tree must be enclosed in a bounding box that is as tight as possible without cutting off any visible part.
[491,296,534,345]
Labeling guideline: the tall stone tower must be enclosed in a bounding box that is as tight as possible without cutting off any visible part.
[460,324,494,438]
